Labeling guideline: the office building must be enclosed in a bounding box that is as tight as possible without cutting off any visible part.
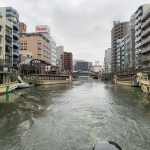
[20,32,51,64]
[75,60,92,71]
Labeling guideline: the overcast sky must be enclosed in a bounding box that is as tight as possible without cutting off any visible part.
[1,0,150,64]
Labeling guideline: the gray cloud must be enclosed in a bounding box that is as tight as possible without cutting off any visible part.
[1,0,150,64]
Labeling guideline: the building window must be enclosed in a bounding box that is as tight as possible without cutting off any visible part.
[20,46,23,50]
[24,41,27,45]
[24,46,27,50]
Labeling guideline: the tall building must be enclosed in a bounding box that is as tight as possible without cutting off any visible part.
[0,12,13,66]
[104,48,111,73]
[19,22,26,33]
[124,15,135,70]
[116,38,125,72]
[111,21,128,72]
[0,7,19,66]
[75,60,92,71]
[64,52,73,72]
[141,6,150,67]
[56,46,64,70]
[20,33,51,64]
[134,4,150,68]
[35,25,56,65]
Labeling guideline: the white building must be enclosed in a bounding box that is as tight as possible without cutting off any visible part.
[0,7,19,66]
[0,12,13,66]
[134,4,150,68]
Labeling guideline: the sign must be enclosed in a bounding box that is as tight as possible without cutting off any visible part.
[36,25,50,33]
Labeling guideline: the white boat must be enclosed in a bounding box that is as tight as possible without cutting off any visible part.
[17,76,34,89]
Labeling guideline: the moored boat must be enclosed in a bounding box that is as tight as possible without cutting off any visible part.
[24,74,72,85]
[16,76,34,89]
[113,73,139,87]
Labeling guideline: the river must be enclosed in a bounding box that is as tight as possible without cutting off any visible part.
[0,79,150,150]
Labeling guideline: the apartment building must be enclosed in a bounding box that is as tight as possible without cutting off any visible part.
[141,7,150,67]
[124,15,135,70]
[56,46,64,70]
[0,13,13,66]
[20,33,51,64]
[116,38,126,72]
[0,7,19,66]
[111,21,128,72]
[64,52,73,72]
[134,4,150,68]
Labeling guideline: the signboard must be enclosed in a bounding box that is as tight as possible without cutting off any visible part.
[36,25,50,33]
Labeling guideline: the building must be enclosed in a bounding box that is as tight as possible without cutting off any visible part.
[104,48,111,73]
[50,37,56,66]
[116,38,125,72]
[75,60,92,71]
[141,6,150,67]
[124,15,135,70]
[20,32,51,64]
[111,21,128,72]
[0,7,19,66]
[35,25,56,65]
[56,46,64,70]
[19,22,26,33]
[64,52,73,72]
[134,4,150,68]
[0,12,13,66]
[90,65,103,73]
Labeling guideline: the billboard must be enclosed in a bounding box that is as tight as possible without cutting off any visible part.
[36,25,50,33]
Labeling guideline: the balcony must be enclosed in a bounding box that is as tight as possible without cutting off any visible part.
[13,30,19,39]
[5,30,12,37]
[141,27,150,38]
[6,40,12,47]
[13,49,19,56]
[142,46,150,54]
[141,36,150,46]
[142,17,150,29]
[13,40,19,46]
[142,55,150,62]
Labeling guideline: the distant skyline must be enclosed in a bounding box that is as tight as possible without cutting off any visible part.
[1,0,150,64]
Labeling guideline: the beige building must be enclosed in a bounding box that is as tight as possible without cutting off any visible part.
[0,12,13,65]
[20,33,51,64]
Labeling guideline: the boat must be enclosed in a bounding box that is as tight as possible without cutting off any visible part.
[140,72,150,93]
[113,73,139,87]
[0,71,17,94]
[24,74,72,85]
[16,76,34,89]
